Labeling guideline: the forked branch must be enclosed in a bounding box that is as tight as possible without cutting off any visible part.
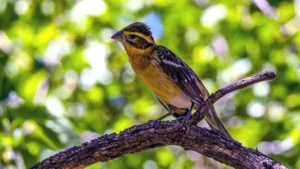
[30,71,286,169]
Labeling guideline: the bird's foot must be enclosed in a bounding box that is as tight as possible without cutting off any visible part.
[156,112,172,121]
[180,113,191,126]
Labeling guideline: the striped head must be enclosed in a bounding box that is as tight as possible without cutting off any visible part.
[111,22,155,50]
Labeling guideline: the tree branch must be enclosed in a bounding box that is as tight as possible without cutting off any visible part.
[190,71,277,124]
[30,71,286,169]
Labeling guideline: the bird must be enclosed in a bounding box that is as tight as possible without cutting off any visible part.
[111,22,231,138]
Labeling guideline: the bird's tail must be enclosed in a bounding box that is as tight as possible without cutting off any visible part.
[205,107,232,138]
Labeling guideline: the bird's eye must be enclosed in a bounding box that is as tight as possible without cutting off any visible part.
[129,34,137,39]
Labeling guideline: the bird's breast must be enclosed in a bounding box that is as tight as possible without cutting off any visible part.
[131,58,191,109]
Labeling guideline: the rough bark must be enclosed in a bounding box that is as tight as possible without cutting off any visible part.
[30,71,287,169]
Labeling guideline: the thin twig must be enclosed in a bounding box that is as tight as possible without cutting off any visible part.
[190,71,277,124]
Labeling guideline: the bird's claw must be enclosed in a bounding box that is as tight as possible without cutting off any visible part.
[180,113,191,126]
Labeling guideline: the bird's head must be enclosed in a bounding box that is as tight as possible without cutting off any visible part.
[111,22,155,50]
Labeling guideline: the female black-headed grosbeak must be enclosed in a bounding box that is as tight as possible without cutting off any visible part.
[111,22,231,137]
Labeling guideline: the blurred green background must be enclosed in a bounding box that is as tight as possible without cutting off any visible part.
[0,0,300,168]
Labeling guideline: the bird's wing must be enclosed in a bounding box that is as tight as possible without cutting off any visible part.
[155,45,232,138]
[155,45,207,104]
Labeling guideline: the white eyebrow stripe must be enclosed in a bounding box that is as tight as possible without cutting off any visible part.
[162,59,183,68]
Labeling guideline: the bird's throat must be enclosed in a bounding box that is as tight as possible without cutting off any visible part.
[123,44,153,70]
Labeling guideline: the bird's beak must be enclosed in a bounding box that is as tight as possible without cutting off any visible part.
[111,31,125,43]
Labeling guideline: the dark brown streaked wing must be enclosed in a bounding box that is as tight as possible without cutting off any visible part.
[155,45,232,138]
[155,45,204,104]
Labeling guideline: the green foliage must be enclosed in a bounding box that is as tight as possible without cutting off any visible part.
[0,0,299,168]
